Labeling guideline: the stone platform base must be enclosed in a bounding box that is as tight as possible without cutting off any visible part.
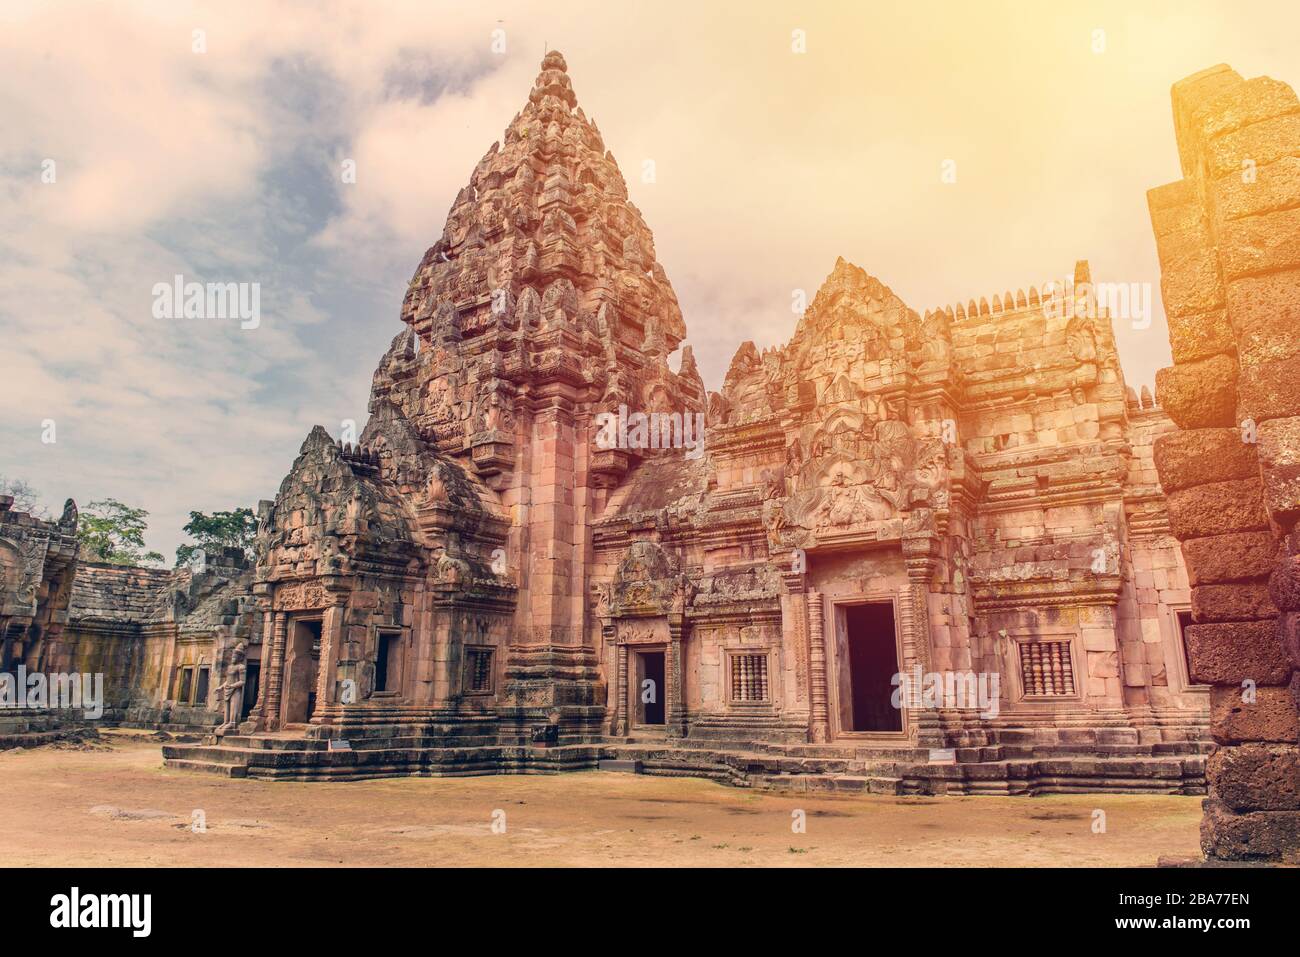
[0,710,97,751]
[162,732,1209,795]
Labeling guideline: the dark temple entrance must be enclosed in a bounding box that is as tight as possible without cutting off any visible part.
[635,651,666,725]
[282,619,321,726]
[242,661,260,720]
[836,601,903,733]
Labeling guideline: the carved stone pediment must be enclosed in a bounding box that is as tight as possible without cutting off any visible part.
[612,541,679,614]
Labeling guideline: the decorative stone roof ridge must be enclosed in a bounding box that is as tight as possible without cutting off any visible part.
[929,260,1103,322]
[1124,384,1163,412]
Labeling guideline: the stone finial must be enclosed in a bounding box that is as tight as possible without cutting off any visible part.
[1140,385,1154,409]
[1074,260,1092,285]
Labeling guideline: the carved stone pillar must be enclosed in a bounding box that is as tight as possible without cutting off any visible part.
[264,612,288,731]
[667,618,685,738]
[311,599,346,724]
[807,590,830,743]
[903,535,944,747]
[615,642,629,737]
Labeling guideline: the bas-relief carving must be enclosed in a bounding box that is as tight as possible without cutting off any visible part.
[616,621,668,645]
[612,541,678,612]
[781,401,949,535]
[273,580,327,612]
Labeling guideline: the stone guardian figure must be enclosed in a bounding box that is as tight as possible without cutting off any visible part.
[217,640,248,734]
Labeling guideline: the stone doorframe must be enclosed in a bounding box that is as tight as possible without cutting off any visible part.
[793,533,944,747]
[609,616,685,738]
[822,593,910,740]
[247,574,349,732]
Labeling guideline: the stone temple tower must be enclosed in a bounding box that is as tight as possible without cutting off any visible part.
[245,51,704,743]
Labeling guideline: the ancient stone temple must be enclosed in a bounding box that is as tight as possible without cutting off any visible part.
[0,494,258,741]
[1147,64,1300,862]
[0,494,79,744]
[158,51,1216,793]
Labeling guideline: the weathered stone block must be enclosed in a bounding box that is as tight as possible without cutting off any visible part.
[1154,355,1238,430]
[1256,416,1300,523]
[1155,241,1225,317]
[1224,268,1300,367]
[1216,156,1300,222]
[1181,531,1279,585]
[1165,477,1271,539]
[1152,427,1257,492]
[1281,612,1300,668]
[1197,76,1300,141]
[1221,205,1300,280]
[1208,112,1300,179]
[1210,686,1300,744]
[1193,582,1277,621]
[1185,619,1289,684]
[1166,307,1237,364]
[1237,352,1300,421]
[1207,743,1300,810]
[1201,798,1300,862]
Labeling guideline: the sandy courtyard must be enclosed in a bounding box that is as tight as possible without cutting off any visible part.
[0,736,1203,867]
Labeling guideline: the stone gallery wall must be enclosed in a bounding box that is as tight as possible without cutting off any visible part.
[0,493,257,734]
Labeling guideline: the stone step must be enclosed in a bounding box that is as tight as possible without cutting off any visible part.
[164,758,247,778]
[597,759,643,773]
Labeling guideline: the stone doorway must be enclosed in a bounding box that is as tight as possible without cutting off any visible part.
[634,650,666,726]
[834,601,903,734]
[282,618,321,726]
[242,660,260,720]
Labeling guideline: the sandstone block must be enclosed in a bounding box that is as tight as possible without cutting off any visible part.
[1165,477,1271,539]
[1207,743,1300,810]
[1237,352,1300,421]
[1166,307,1236,364]
[1197,75,1300,141]
[1210,685,1300,744]
[1224,268,1300,366]
[1281,612,1300,668]
[1191,582,1277,621]
[1185,619,1289,684]
[1154,355,1238,430]
[1215,155,1300,222]
[1208,112,1300,179]
[1155,241,1224,317]
[1221,204,1300,280]
[1257,416,1300,523]
[1201,798,1300,862]
[1152,427,1257,492]
[1181,531,1279,585]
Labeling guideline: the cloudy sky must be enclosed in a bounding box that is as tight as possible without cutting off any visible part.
[1,0,1295,561]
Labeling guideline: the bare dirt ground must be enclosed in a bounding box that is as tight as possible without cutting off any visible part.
[0,735,1202,867]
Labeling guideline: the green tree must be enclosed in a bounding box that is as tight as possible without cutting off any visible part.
[175,507,257,567]
[77,498,165,566]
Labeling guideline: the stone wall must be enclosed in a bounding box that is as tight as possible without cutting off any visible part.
[1148,64,1300,862]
